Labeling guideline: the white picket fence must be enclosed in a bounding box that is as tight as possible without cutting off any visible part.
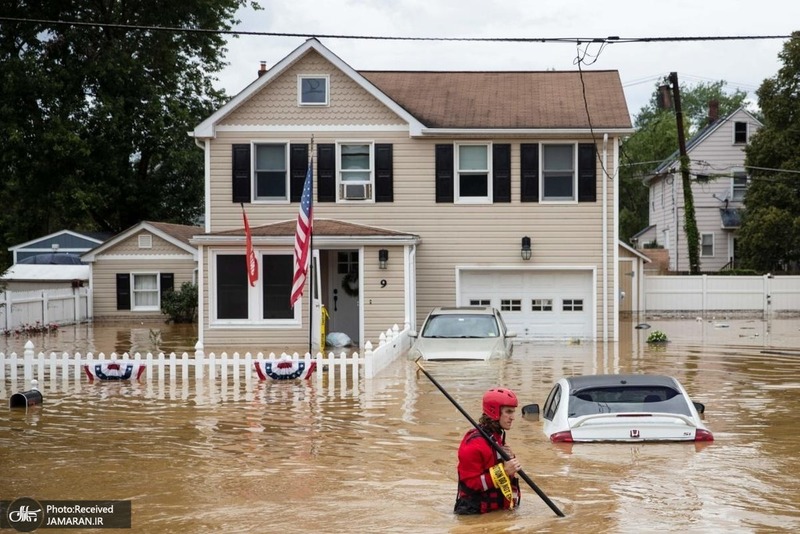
[0,287,91,331]
[1,324,412,396]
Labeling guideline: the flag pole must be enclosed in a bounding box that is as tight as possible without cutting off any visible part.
[307,136,314,356]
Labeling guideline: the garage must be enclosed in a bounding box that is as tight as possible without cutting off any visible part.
[459,269,595,340]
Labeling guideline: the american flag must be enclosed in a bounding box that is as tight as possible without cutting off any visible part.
[290,158,313,307]
[242,205,258,287]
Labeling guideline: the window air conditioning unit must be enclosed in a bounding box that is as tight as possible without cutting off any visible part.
[342,183,370,200]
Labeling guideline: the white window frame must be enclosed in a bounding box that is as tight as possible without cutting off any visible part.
[701,233,715,257]
[210,250,300,326]
[732,169,748,202]
[733,121,748,144]
[298,74,329,106]
[131,272,160,311]
[252,141,290,203]
[541,143,578,203]
[455,142,492,204]
[336,141,374,202]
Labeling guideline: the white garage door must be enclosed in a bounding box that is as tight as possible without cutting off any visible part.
[460,270,594,340]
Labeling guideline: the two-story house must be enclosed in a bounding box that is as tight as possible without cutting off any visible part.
[638,105,762,272]
[190,38,633,351]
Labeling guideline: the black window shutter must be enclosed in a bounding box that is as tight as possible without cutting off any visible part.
[160,273,174,298]
[435,144,454,203]
[520,143,539,202]
[492,144,511,202]
[290,144,309,202]
[375,144,393,202]
[116,273,131,310]
[232,144,251,203]
[317,144,336,202]
[578,143,597,202]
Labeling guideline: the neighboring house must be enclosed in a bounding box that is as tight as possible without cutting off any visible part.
[2,229,110,291]
[8,229,110,264]
[642,106,762,272]
[81,221,201,320]
[190,38,633,349]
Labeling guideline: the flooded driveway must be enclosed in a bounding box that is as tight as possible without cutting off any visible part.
[2,318,800,533]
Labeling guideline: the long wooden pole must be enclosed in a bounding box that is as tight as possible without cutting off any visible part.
[414,358,565,517]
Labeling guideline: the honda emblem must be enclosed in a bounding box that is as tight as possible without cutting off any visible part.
[630,429,640,438]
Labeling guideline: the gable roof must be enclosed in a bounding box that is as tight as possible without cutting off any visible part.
[649,106,763,180]
[8,229,109,252]
[81,221,203,262]
[193,38,632,138]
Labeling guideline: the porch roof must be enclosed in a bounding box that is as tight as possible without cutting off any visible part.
[192,219,421,246]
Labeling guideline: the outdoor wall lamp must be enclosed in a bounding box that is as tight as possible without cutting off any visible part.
[521,236,532,261]
[378,249,389,269]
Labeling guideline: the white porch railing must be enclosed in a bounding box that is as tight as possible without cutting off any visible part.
[1,323,412,396]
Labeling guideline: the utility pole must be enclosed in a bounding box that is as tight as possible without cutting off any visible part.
[669,72,700,274]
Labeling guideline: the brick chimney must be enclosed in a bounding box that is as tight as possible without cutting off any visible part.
[257,61,267,78]
[708,99,719,124]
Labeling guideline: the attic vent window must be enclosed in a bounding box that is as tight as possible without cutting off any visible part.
[733,121,748,144]
[299,75,328,106]
[138,234,153,249]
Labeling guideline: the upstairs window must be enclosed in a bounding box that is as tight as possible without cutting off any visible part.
[254,143,288,201]
[732,170,748,202]
[542,144,576,201]
[456,144,491,203]
[298,75,328,106]
[338,143,373,201]
[701,233,714,257]
[733,121,748,144]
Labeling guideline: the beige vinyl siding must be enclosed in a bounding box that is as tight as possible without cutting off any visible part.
[102,231,183,255]
[220,50,406,127]
[361,244,405,343]
[92,258,196,319]
[205,131,619,344]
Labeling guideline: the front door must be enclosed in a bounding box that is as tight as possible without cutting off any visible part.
[327,250,360,345]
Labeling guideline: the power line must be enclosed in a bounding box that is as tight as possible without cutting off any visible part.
[0,16,795,43]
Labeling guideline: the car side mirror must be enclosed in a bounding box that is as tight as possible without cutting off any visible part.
[408,330,418,338]
[521,403,540,421]
[505,331,517,338]
[693,401,705,414]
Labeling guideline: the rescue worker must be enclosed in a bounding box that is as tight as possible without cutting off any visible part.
[454,387,522,514]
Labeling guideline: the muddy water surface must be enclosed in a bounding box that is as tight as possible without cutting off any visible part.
[2,318,800,533]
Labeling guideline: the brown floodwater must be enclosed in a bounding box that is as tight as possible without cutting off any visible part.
[2,317,800,533]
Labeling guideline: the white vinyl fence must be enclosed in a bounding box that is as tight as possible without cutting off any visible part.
[0,287,91,332]
[643,274,800,315]
[1,324,412,397]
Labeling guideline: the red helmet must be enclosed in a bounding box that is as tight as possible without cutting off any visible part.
[482,388,518,420]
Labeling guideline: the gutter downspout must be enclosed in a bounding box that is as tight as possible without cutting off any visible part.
[602,133,609,342]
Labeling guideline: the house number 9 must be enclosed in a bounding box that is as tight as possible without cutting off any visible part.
[380,279,387,287]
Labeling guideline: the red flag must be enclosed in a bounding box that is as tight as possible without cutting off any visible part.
[290,161,313,307]
[242,206,258,287]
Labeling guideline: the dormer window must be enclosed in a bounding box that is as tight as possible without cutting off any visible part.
[733,121,748,144]
[299,75,328,106]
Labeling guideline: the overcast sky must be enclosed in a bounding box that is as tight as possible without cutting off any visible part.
[214,0,798,120]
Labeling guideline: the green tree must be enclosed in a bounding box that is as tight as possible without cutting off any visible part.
[0,1,258,271]
[619,78,749,246]
[742,33,800,272]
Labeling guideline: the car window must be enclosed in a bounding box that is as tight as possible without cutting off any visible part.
[542,384,561,421]
[568,386,692,417]
[421,314,500,338]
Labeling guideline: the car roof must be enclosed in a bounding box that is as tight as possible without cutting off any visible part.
[430,306,495,315]
[565,374,679,391]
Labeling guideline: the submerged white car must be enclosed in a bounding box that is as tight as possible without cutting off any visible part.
[523,374,714,443]
[407,306,516,361]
